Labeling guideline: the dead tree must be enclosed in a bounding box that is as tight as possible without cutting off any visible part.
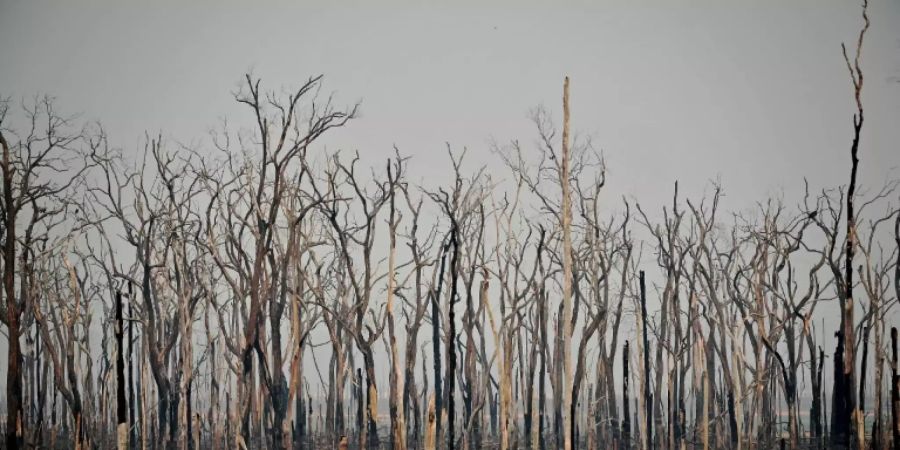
[202,74,354,449]
[833,0,869,446]
[623,341,631,449]
[856,201,899,449]
[636,184,691,450]
[33,250,90,449]
[438,191,461,450]
[559,76,575,450]
[639,270,652,450]
[88,135,184,448]
[892,326,899,450]
[116,290,127,449]
[431,238,449,449]
[385,156,408,450]
[894,213,900,450]
[0,98,92,449]
[398,183,439,449]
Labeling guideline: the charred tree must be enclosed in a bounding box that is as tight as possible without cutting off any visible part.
[639,271,652,449]
[116,291,128,449]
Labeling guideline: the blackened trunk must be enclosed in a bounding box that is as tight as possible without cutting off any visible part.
[727,390,737,446]
[832,331,850,446]
[363,351,380,450]
[623,341,631,449]
[639,271,652,449]
[128,289,137,449]
[432,247,448,447]
[3,132,23,450]
[116,291,128,448]
[811,348,823,440]
[860,327,870,431]
[447,229,460,450]
[891,327,898,450]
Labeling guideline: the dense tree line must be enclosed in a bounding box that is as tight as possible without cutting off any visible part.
[2,2,899,449]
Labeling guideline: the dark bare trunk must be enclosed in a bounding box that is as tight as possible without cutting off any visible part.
[2,132,24,450]
[433,247,448,447]
[891,327,898,450]
[447,228,460,450]
[639,271,652,449]
[116,291,128,449]
[623,341,631,449]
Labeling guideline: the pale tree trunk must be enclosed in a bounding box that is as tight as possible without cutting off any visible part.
[425,396,436,450]
[560,75,575,450]
[284,276,305,450]
[386,165,406,450]
[585,384,596,450]
[483,270,510,450]
[193,413,201,450]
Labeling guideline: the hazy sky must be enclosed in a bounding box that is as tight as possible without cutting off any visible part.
[2,0,899,214]
[1,0,900,402]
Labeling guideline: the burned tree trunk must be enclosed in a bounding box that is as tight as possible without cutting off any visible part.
[447,223,460,450]
[432,246,448,448]
[623,341,631,449]
[128,289,138,450]
[860,327,871,447]
[116,291,128,450]
[639,271,652,449]
[810,346,824,442]
[362,347,381,450]
[892,327,899,450]
[1,130,24,450]
[833,2,869,447]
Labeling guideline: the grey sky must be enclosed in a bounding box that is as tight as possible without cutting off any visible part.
[2,0,899,214]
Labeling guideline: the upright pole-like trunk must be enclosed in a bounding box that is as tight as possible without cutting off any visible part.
[128,289,138,450]
[559,75,575,450]
[140,334,149,450]
[432,247,448,448]
[362,348,380,450]
[639,271,652,450]
[2,131,24,450]
[891,327,899,450]
[539,274,548,450]
[835,4,868,447]
[623,341,631,449]
[425,396,436,450]
[447,226,460,450]
[810,345,823,442]
[385,169,406,450]
[357,368,365,450]
[116,291,129,450]
[702,367,709,450]
[874,319,885,450]
[859,327,870,448]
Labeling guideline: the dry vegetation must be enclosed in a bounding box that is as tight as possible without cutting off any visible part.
[1,2,898,450]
